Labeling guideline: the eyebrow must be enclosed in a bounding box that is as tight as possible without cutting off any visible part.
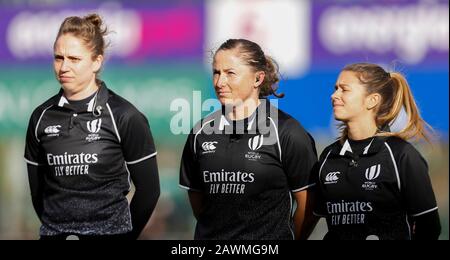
[212,68,234,72]
[54,54,82,59]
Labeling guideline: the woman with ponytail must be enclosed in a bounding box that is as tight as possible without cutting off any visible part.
[309,63,441,240]
[180,39,318,239]
[24,14,160,240]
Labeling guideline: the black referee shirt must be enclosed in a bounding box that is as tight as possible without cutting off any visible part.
[180,101,317,239]
[312,136,438,240]
[24,82,157,236]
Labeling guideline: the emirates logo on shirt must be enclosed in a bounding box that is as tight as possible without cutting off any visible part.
[47,152,98,177]
[203,169,255,195]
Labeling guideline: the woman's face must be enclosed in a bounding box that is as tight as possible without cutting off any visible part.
[53,34,101,97]
[332,71,372,122]
[213,49,260,106]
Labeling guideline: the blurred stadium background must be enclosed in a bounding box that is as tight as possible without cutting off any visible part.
[0,0,447,240]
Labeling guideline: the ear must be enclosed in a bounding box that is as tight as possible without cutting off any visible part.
[254,71,265,88]
[366,93,381,110]
[92,55,103,73]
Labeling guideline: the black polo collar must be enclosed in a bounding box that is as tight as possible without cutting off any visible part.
[216,99,277,134]
[53,81,109,114]
[331,136,388,157]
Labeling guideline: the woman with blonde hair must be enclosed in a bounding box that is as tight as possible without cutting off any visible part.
[310,63,441,240]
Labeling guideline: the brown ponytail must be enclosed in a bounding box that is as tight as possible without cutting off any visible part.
[261,55,284,98]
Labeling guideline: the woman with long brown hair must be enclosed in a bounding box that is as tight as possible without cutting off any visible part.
[310,63,441,240]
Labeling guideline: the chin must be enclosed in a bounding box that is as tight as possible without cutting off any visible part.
[218,97,233,106]
[60,83,75,91]
[333,113,347,122]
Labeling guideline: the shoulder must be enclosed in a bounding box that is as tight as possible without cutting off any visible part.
[275,108,301,131]
[320,140,341,160]
[106,89,146,122]
[29,93,59,122]
[275,108,312,140]
[191,109,222,134]
[384,136,424,160]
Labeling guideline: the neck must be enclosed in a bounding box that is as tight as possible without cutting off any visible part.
[227,98,261,121]
[65,78,99,101]
[346,117,378,141]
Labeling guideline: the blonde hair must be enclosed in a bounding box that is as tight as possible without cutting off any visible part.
[340,63,432,142]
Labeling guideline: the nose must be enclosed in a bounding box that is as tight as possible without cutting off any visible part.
[215,73,226,89]
[331,89,340,102]
[60,59,70,72]
[331,89,340,100]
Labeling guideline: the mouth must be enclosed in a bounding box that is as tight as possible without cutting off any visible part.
[216,91,231,97]
[58,76,73,83]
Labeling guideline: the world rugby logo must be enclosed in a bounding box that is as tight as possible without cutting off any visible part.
[365,164,381,180]
[248,135,264,151]
[87,119,102,134]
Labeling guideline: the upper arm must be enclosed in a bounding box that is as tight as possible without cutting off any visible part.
[396,144,438,216]
[179,131,203,191]
[281,120,318,191]
[118,110,157,163]
[310,149,331,217]
[24,110,45,165]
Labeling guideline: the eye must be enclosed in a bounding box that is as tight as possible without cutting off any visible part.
[69,57,81,62]
[54,55,63,61]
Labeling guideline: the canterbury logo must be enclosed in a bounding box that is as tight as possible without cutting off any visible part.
[248,135,264,151]
[44,125,61,134]
[365,164,381,180]
[87,119,102,133]
[202,141,218,151]
[325,172,340,182]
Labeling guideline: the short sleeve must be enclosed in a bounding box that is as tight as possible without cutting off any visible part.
[311,149,331,217]
[281,119,318,192]
[398,145,438,216]
[24,111,45,166]
[120,111,157,163]
[179,130,203,192]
